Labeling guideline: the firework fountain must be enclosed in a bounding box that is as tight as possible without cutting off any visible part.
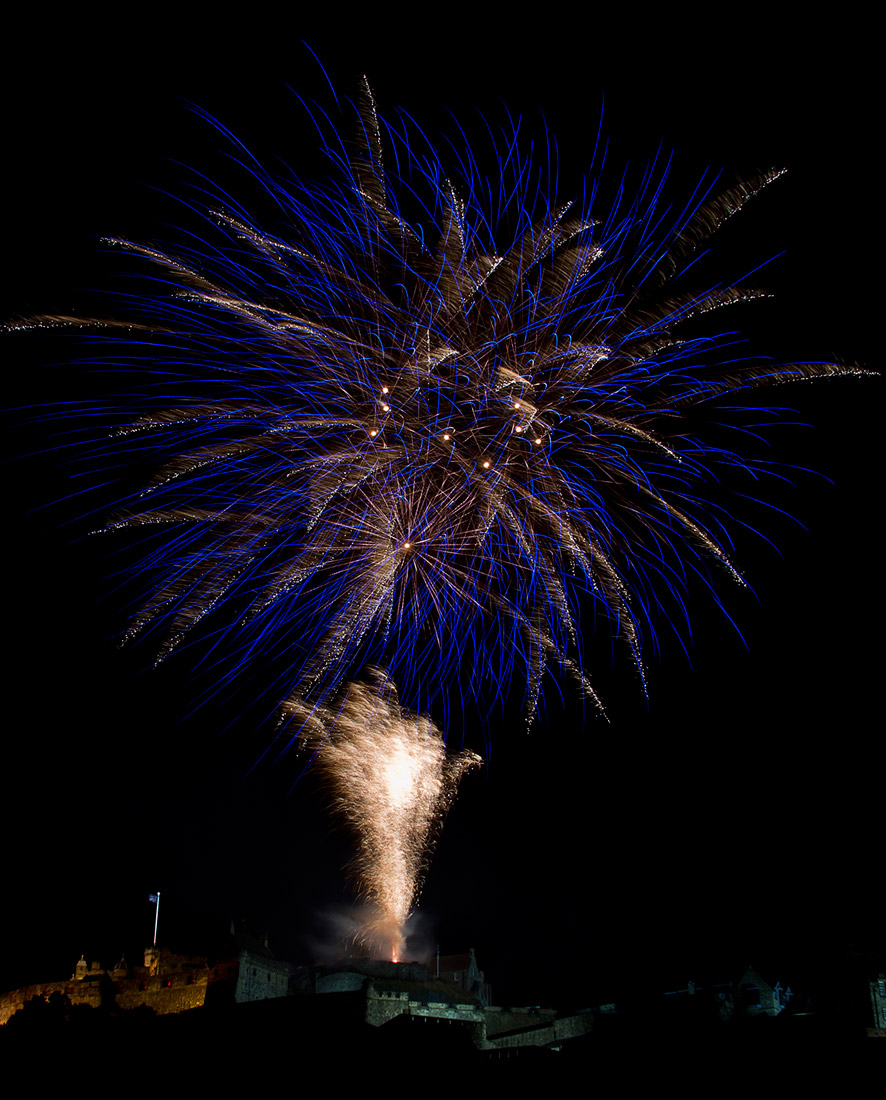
[291,670,480,961]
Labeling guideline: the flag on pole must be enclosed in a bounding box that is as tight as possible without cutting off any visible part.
[148,891,161,946]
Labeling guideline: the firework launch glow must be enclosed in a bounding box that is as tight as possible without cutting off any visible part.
[292,670,481,961]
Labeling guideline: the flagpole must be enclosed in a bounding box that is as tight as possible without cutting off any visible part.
[152,891,161,946]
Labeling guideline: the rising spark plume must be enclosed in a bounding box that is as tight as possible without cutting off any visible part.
[293,670,481,961]
[24,78,864,730]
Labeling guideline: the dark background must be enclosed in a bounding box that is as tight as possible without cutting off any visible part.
[4,15,879,1009]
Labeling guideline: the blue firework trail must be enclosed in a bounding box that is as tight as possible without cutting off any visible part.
[26,79,861,741]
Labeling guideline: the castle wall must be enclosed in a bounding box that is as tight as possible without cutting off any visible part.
[0,970,210,1025]
[115,972,208,1015]
[234,951,293,1003]
[0,980,101,1026]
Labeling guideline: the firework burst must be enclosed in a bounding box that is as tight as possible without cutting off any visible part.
[26,79,861,731]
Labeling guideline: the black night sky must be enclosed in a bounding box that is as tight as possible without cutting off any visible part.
[4,15,879,1013]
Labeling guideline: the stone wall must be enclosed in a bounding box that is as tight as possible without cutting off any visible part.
[234,950,293,1003]
[484,1005,558,1036]
[0,980,101,1025]
[0,970,209,1025]
[365,987,411,1026]
[116,971,209,1015]
[362,983,591,1052]
[478,1009,593,1050]
[3,948,225,1025]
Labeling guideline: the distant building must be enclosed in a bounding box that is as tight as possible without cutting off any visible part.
[0,932,295,1026]
[0,946,209,1025]
[661,964,791,1025]
[225,927,295,1004]
[735,965,791,1018]
[431,947,491,1005]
